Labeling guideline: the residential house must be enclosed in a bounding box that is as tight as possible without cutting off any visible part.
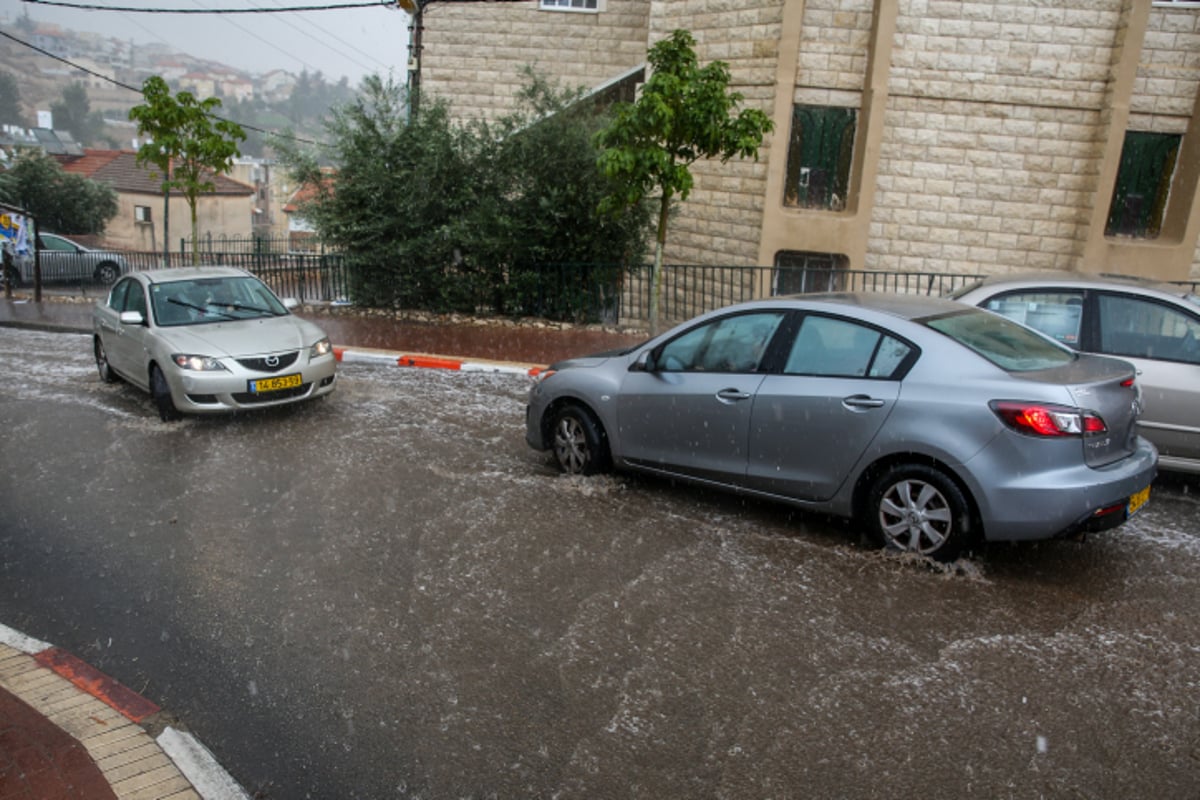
[418,0,1200,286]
[260,70,298,103]
[57,149,255,251]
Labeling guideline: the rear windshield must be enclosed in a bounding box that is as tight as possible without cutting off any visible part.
[925,308,1077,371]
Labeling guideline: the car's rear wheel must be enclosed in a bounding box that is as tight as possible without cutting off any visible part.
[865,464,972,562]
[94,337,118,383]
[150,364,182,422]
[551,403,610,475]
[94,262,120,285]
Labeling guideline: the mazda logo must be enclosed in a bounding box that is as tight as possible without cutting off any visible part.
[265,355,279,368]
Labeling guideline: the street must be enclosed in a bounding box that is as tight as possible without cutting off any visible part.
[1,326,1198,799]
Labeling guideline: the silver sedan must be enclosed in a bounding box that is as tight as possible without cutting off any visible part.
[951,273,1200,474]
[525,293,1157,561]
[92,266,337,420]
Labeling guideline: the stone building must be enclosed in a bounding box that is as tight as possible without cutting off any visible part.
[417,0,1200,285]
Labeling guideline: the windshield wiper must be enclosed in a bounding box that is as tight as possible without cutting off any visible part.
[166,297,234,319]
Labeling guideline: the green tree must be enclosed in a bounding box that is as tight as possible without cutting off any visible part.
[595,29,774,334]
[128,76,246,264]
[278,74,475,309]
[0,71,22,127]
[278,71,649,318]
[0,149,118,234]
[50,82,105,145]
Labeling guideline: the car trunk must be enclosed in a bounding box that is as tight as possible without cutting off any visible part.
[1022,355,1141,467]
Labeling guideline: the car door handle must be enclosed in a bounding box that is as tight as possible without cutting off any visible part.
[843,394,885,409]
[716,388,752,403]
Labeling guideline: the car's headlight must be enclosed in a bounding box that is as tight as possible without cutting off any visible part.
[172,354,228,371]
[309,337,332,358]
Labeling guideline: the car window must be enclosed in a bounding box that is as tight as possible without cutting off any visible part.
[107,279,129,311]
[926,308,1076,371]
[1097,293,1200,365]
[41,235,75,252]
[980,290,1084,346]
[150,276,289,327]
[657,312,785,372]
[783,315,911,378]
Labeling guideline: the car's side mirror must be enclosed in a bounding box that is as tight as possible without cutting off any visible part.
[630,350,656,372]
[119,310,144,326]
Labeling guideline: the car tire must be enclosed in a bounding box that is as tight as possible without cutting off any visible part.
[94,337,118,384]
[551,403,610,476]
[150,364,182,422]
[865,464,973,562]
[94,262,120,285]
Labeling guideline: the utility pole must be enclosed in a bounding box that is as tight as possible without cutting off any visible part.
[398,0,425,120]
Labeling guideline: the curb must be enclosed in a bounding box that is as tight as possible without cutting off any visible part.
[0,622,249,800]
[334,345,545,377]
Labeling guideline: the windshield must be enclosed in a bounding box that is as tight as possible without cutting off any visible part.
[925,308,1077,371]
[150,276,289,327]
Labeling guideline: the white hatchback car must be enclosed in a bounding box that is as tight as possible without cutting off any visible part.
[952,273,1200,473]
[92,266,337,420]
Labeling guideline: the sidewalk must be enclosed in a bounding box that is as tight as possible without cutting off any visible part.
[1,624,246,800]
[0,293,647,367]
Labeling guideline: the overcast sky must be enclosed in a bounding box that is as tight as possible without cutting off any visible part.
[1,0,410,84]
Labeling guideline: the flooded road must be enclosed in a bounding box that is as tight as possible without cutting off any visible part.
[1,327,1197,799]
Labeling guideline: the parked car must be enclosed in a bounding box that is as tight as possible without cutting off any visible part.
[92,266,337,421]
[3,232,128,287]
[525,293,1156,561]
[951,273,1200,474]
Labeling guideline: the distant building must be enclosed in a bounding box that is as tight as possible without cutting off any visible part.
[56,149,255,251]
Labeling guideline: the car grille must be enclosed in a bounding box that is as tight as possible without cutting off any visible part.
[236,352,299,373]
[232,383,311,404]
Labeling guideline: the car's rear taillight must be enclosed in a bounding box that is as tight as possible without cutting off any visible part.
[990,400,1107,437]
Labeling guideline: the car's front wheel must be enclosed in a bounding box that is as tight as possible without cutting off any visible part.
[551,403,610,475]
[94,337,118,383]
[94,262,120,285]
[865,464,973,561]
[150,364,182,422]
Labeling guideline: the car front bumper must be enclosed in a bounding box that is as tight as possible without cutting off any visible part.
[165,355,338,413]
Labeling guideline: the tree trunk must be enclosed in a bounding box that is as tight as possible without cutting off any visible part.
[650,191,671,337]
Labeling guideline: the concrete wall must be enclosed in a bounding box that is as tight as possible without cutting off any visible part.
[106,193,253,252]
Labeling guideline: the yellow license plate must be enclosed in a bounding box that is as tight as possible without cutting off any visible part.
[1127,485,1151,517]
[249,373,302,394]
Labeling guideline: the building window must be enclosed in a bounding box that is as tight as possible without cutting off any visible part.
[784,106,856,211]
[135,205,152,223]
[540,0,601,12]
[1106,131,1180,239]
[773,251,850,294]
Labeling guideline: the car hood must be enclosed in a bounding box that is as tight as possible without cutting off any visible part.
[159,316,326,357]
[548,346,639,371]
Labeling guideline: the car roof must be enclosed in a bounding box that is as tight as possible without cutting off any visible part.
[136,266,253,284]
[954,270,1198,303]
[742,291,970,321]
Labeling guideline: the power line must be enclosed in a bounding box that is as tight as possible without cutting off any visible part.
[23,0,395,12]
[0,28,330,148]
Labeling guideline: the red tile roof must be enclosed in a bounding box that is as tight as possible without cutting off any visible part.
[57,149,254,197]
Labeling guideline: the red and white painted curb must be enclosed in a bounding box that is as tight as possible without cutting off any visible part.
[334,346,544,377]
[0,621,249,800]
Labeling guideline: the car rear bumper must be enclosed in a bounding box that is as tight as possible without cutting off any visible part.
[968,438,1158,542]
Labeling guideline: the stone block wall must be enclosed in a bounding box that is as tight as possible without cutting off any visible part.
[421,0,651,124]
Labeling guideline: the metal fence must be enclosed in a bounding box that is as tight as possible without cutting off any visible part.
[22,244,1200,329]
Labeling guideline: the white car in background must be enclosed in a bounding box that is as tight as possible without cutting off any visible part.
[92,266,337,421]
[952,273,1200,474]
